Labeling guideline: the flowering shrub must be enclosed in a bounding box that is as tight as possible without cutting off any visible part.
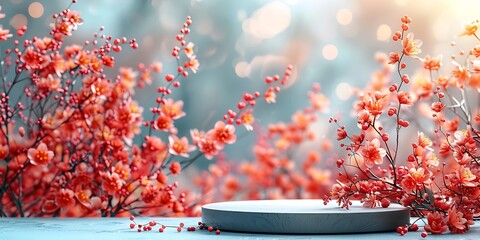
[327,16,480,236]
[193,83,333,204]
[189,16,480,237]
[0,1,291,217]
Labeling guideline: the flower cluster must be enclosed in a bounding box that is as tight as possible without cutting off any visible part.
[191,83,333,211]
[0,1,290,217]
[327,16,480,236]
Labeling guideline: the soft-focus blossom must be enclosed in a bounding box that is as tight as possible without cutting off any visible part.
[56,189,76,209]
[361,139,386,168]
[186,55,199,73]
[0,26,12,41]
[264,89,276,103]
[184,42,195,58]
[161,99,186,120]
[198,137,221,160]
[169,162,182,175]
[422,55,442,70]
[168,135,196,158]
[458,19,480,37]
[451,61,471,88]
[208,121,236,147]
[101,172,123,195]
[27,143,54,165]
[336,127,347,140]
[402,33,422,57]
[154,113,174,132]
[239,109,255,131]
[431,102,445,113]
[397,91,413,105]
[388,52,400,64]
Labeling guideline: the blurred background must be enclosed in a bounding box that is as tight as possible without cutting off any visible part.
[1,0,478,165]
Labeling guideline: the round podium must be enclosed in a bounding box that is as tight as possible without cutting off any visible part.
[202,199,410,234]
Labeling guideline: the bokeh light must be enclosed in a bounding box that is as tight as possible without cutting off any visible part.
[376,24,391,42]
[322,44,338,61]
[235,61,249,78]
[335,82,352,101]
[242,2,291,39]
[10,14,27,29]
[28,2,44,18]
[336,9,353,26]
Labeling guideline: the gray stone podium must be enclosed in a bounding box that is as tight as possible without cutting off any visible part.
[202,199,410,234]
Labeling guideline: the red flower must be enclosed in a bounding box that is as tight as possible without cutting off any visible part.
[168,135,196,158]
[264,89,276,103]
[455,166,476,187]
[155,113,174,132]
[27,143,54,165]
[239,109,255,131]
[0,27,12,41]
[400,175,416,193]
[21,47,47,70]
[161,99,186,120]
[56,189,75,209]
[101,172,123,195]
[169,162,182,175]
[198,137,221,160]
[388,52,400,64]
[208,121,236,147]
[336,127,347,140]
[431,102,445,113]
[448,208,468,233]
[397,91,413,105]
[0,144,9,160]
[424,212,447,234]
[141,185,159,204]
[361,139,386,168]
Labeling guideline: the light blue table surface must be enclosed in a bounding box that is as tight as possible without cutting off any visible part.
[0,217,479,240]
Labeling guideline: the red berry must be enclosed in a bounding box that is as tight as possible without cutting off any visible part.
[177,227,182,232]
[216,229,221,235]
[129,223,135,229]
[179,222,185,227]
[409,223,419,231]
[208,226,213,232]
[129,216,135,221]
[165,74,174,82]
[380,198,390,208]
[421,232,428,238]
[398,119,409,127]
